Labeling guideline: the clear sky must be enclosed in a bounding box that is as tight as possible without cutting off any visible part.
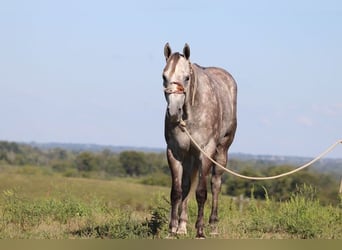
[0,0,341,158]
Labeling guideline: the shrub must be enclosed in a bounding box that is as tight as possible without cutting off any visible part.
[278,184,341,238]
[1,189,92,232]
[145,204,169,238]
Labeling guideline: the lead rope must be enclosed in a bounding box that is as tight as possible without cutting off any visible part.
[179,119,342,180]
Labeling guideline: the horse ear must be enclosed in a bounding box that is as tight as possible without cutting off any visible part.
[183,43,190,60]
[164,42,172,61]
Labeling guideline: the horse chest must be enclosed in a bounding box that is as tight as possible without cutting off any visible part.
[168,127,191,151]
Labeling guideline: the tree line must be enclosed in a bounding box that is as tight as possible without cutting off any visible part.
[0,141,169,177]
[0,141,340,205]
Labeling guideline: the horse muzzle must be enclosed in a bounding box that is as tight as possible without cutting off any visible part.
[167,105,183,123]
[166,93,185,123]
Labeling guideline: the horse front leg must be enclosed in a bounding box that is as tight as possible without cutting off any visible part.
[209,142,232,235]
[167,148,183,236]
[195,154,214,238]
[177,156,195,235]
[195,143,216,238]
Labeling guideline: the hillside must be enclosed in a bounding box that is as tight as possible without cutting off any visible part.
[26,141,342,175]
[1,140,340,205]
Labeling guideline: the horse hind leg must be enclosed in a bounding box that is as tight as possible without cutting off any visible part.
[195,145,216,238]
[195,169,208,238]
[209,147,228,235]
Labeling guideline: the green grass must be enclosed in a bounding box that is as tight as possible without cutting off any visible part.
[0,165,168,210]
[0,166,341,239]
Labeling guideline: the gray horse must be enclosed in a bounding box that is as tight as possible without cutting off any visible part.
[163,43,237,238]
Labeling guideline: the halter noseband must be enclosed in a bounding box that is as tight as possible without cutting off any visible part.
[164,81,185,94]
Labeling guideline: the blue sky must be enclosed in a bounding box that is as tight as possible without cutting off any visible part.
[0,0,341,158]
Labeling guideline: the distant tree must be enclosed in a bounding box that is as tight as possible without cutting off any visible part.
[223,164,339,205]
[99,150,125,176]
[75,152,98,172]
[144,152,169,174]
[224,167,262,197]
[0,141,21,154]
[119,151,148,176]
[51,160,74,172]
[48,148,69,160]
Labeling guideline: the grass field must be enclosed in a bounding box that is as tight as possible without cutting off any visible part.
[0,165,341,239]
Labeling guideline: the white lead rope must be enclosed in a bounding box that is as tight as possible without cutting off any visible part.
[179,120,342,180]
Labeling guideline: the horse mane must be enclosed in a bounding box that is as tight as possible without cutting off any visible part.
[190,63,198,106]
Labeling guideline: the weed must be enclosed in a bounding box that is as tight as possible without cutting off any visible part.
[72,208,150,239]
[278,184,341,238]
[1,188,92,237]
[144,196,169,238]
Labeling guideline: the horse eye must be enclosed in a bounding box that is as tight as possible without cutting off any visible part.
[184,75,190,81]
[162,75,167,82]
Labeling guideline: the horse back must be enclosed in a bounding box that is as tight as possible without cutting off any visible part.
[194,64,237,117]
[193,64,237,140]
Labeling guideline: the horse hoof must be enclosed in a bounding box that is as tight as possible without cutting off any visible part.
[195,236,206,239]
[176,227,187,235]
[165,233,177,239]
[195,233,206,239]
[176,231,187,235]
[209,228,219,236]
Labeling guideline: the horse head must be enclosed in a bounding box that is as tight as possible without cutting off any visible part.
[162,43,192,123]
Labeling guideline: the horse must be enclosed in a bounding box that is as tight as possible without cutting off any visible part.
[162,43,237,238]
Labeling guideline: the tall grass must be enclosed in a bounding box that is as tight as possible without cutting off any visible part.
[0,166,341,239]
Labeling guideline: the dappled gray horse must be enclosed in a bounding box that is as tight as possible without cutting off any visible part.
[163,43,237,238]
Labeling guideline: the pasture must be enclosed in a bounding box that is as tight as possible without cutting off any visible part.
[0,165,341,239]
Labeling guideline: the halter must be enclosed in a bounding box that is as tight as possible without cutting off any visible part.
[163,62,196,106]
